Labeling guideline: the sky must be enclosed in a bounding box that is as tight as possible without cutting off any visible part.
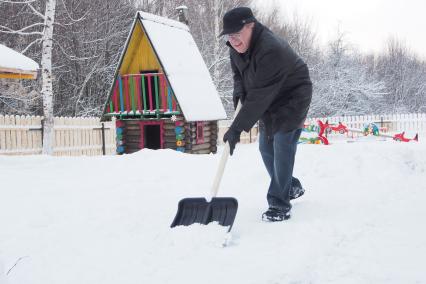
[257,0,426,59]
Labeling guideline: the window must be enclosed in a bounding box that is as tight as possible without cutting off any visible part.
[196,122,204,144]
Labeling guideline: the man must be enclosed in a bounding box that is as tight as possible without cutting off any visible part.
[221,7,312,222]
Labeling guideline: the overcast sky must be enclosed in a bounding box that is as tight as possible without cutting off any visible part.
[256,0,426,59]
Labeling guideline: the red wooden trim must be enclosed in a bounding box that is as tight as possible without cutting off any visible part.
[113,79,119,112]
[147,74,153,110]
[172,92,176,111]
[124,76,131,112]
[135,75,142,112]
[138,120,165,149]
[116,119,125,128]
[159,74,165,111]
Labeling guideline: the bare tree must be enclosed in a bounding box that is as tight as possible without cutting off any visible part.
[311,28,386,116]
[374,37,426,113]
[0,0,58,154]
[185,0,251,117]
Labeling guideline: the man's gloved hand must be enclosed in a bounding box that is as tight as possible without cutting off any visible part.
[223,127,241,155]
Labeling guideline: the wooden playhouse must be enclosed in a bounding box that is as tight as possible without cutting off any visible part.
[101,11,226,154]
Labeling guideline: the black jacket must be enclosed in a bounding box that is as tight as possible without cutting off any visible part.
[229,22,312,137]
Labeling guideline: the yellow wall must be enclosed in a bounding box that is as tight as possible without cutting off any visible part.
[0,73,36,79]
[119,21,162,75]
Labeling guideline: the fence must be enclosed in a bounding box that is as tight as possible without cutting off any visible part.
[0,115,116,156]
[218,120,259,145]
[105,73,180,119]
[1,113,424,156]
[306,113,426,135]
[219,113,426,144]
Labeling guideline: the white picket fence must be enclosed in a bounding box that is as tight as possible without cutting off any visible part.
[0,115,116,156]
[219,113,426,143]
[1,113,424,156]
[306,113,426,134]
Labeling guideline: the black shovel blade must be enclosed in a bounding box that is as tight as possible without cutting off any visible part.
[170,197,238,231]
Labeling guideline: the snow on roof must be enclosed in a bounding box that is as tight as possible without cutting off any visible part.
[138,11,226,121]
[0,43,39,73]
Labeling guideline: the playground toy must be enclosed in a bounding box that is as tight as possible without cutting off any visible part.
[301,119,418,145]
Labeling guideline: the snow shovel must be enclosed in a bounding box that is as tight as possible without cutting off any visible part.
[170,103,242,232]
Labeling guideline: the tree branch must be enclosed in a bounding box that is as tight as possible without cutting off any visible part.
[60,0,89,23]
[0,0,36,3]
[0,24,43,36]
[22,38,42,54]
[27,3,46,20]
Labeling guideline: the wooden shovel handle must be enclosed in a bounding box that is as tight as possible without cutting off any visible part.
[209,101,242,199]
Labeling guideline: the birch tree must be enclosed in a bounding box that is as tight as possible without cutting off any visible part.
[0,0,57,154]
[40,0,56,154]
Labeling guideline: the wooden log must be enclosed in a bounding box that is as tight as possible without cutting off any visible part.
[163,124,176,130]
[208,122,218,129]
[164,142,180,148]
[190,149,212,155]
[210,146,217,152]
[185,133,196,139]
[125,126,140,131]
[164,130,176,136]
[124,137,140,144]
[125,137,140,143]
[164,137,179,144]
[186,143,212,151]
[125,149,141,154]
[124,142,141,148]
[185,126,212,133]
[185,135,214,144]
[164,134,177,139]
[124,120,140,126]
[126,130,141,136]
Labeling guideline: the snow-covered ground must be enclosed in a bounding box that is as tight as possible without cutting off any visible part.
[1,139,426,284]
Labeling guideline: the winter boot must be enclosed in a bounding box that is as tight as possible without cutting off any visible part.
[262,207,291,222]
[290,178,305,200]
[290,184,305,200]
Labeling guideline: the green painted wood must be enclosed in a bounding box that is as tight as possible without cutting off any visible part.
[142,75,147,112]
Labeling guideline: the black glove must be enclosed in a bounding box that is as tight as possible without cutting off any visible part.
[223,127,241,156]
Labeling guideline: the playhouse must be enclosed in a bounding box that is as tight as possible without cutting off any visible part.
[101,11,226,154]
[0,43,39,79]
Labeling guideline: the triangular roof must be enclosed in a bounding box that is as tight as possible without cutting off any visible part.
[0,44,39,79]
[102,11,226,121]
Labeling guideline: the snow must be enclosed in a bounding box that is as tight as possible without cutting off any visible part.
[1,140,426,283]
[138,12,227,122]
[0,44,39,72]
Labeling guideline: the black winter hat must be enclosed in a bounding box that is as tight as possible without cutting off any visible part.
[219,7,256,37]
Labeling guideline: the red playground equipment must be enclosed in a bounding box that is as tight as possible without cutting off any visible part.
[302,120,419,145]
